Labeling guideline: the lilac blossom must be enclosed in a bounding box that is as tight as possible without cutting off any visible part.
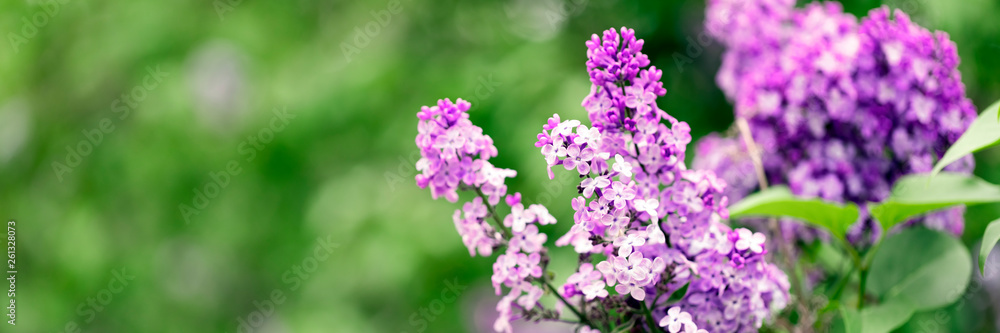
[417,26,790,333]
[659,307,708,333]
[538,26,788,331]
[561,263,609,301]
[696,3,978,244]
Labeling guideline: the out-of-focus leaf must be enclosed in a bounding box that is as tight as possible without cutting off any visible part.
[932,99,1000,175]
[979,217,1000,275]
[834,306,862,333]
[728,186,859,240]
[868,228,972,312]
[811,242,849,272]
[868,173,1000,231]
[859,298,915,333]
[665,282,689,304]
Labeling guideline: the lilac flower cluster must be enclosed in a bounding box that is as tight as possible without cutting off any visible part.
[540,27,788,331]
[697,2,977,242]
[671,226,790,332]
[414,27,791,333]
[416,98,511,205]
[416,98,514,256]
[415,98,561,332]
[492,193,558,331]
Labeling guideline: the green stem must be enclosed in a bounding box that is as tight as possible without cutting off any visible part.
[857,265,869,309]
[830,264,857,302]
[542,279,597,330]
[473,187,511,238]
[855,240,884,309]
[640,302,660,332]
[837,237,863,271]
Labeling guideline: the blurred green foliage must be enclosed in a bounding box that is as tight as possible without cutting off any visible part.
[1,0,998,332]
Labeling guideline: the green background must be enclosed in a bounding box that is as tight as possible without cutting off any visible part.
[1,0,998,332]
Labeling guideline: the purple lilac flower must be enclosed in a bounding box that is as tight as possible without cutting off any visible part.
[453,197,503,256]
[415,98,561,332]
[416,98,511,203]
[561,263,608,301]
[669,225,790,332]
[417,98,516,256]
[541,27,788,331]
[696,3,978,244]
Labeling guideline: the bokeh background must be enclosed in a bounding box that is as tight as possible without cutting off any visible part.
[2,0,1000,332]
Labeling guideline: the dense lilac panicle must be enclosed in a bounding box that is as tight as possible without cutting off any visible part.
[414,98,562,333]
[416,98,513,204]
[674,225,790,332]
[417,26,792,333]
[707,0,797,99]
[416,98,521,256]
[541,26,788,331]
[698,3,977,241]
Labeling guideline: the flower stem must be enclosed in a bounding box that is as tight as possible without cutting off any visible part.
[738,118,815,332]
[830,264,857,302]
[857,265,869,309]
[640,301,660,332]
[473,186,511,238]
[736,117,769,189]
[542,279,598,330]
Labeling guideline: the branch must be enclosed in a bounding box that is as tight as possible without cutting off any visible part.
[737,117,816,332]
[473,186,511,238]
[541,279,598,330]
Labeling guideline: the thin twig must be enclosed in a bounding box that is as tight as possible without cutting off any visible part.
[473,186,511,238]
[542,279,598,329]
[736,117,814,332]
[736,117,769,189]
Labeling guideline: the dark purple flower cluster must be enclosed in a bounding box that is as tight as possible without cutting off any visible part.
[540,27,788,332]
[697,2,977,242]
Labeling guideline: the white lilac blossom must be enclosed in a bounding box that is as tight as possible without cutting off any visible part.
[560,263,609,301]
[696,2,977,244]
[659,307,709,333]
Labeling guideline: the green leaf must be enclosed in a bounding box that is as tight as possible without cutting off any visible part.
[858,298,915,333]
[834,306,862,333]
[810,242,849,273]
[932,99,1000,175]
[665,282,689,304]
[868,228,972,312]
[868,173,1000,231]
[728,186,859,240]
[980,217,1000,275]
